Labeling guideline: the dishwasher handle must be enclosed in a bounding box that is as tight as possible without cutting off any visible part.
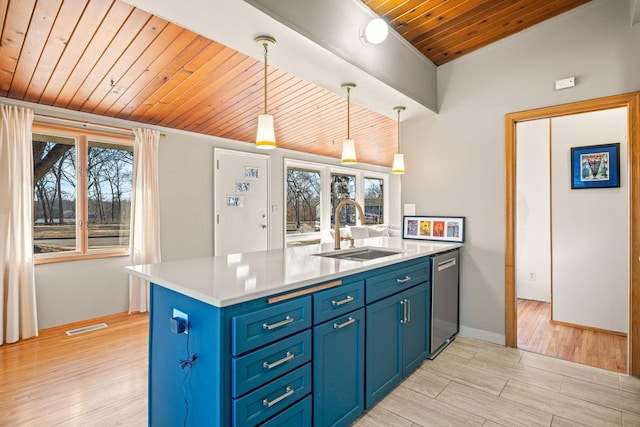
[437,258,456,271]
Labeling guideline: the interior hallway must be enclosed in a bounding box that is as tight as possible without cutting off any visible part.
[517,298,627,374]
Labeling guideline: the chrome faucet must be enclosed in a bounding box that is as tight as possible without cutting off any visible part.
[334,199,367,250]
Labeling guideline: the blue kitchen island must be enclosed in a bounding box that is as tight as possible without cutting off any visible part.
[127,236,461,427]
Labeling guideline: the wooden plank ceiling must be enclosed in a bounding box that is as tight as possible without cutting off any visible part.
[0,0,589,167]
[363,0,591,66]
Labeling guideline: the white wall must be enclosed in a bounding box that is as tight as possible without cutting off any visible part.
[401,0,640,343]
[516,119,551,303]
[19,102,399,329]
[551,108,628,333]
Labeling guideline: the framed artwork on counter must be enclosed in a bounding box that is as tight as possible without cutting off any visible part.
[402,215,465,243]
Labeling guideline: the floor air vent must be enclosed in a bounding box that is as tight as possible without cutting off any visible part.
[65,323,108,336]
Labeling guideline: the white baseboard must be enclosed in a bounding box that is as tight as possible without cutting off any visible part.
[459,325,506,346]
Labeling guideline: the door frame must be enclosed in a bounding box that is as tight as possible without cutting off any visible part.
[504,92,640,376]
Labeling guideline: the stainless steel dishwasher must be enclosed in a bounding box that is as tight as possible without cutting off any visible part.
[428,249,459,358]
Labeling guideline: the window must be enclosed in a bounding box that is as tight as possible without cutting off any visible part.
[364,177,384,224]
[286,167,321,234]
[32,124,133,263]
[284,159,389,246]
[330,173,356,226]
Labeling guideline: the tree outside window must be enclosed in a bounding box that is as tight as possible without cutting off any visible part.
[286,168,320,234]
[330,173,356,225]
[364,177,384,224]
[32,126,133,262]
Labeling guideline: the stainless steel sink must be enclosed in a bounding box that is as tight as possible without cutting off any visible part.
[313,247,403,261]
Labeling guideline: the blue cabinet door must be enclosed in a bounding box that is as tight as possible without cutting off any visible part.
[313,308,365,427]
[402,283,429,376]
[365,294,403,408]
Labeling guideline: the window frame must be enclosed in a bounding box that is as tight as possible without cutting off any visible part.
[32,122,134,265]
[284,158,389,245]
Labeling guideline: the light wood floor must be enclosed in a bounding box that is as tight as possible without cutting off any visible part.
[2,312,639,426]
[516,298,627,373]
[0,312,148,426]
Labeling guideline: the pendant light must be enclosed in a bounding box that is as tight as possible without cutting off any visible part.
[255,36,276,149]
[341,83,357,164]
[392,106,406,174]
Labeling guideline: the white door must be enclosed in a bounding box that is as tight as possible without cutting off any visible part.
[214,148,270,255]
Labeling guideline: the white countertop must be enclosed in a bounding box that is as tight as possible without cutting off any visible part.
[126,237,462,308]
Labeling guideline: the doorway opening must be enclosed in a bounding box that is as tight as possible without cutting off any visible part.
[505,92,640,377]
[517,298,627,372]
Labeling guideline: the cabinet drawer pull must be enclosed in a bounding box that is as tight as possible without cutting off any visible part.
[396,276,412,284]
[262,315,294,330]
[331,295,354,306]
[262,386,294,407]
[262,351,295,370]
[333,316,356,329]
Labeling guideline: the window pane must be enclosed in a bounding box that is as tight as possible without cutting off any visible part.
[364,177,384,224]
[286,167,321,234]
[87,140,133,250]
[331,173,356,226]
[33,134,77,253]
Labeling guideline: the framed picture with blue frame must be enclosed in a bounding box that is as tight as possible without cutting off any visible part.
[571,143,620,189]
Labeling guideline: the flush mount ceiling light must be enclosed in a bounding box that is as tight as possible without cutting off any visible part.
[341,83,357,165]
[392,106,406,174]
[361,18,388,45]
[255,35,276,149]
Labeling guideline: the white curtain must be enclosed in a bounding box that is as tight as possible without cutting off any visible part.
[0,104,37,344]
[129,128,162,313]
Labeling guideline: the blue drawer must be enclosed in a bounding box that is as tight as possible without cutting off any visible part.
[232,297,312,356]
[232,363,312,427]
[313,280,364,325]
[366,259,430,304]
[260,395,312,427]
[232,330,312,398]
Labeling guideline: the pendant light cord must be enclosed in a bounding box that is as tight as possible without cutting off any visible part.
[262,42,268,114]
[397,108,401,153]
[346,86,351,139]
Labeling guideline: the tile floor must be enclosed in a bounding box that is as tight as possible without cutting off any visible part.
[353,335,640,426]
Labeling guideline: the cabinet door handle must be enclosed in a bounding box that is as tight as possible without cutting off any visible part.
[331,295,354,306]
[262,386,294,407]
[400,300,406,324]
[406,299,411,323]
[396,276,412,284]
[263,315,294,330]
[262,351,295,370]
[333,316,356,329]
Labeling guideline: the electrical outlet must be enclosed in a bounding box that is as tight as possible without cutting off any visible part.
[528,272,537,281]
[172,308,189,334]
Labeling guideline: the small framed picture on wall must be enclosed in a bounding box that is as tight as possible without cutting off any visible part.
[570,143,620,189]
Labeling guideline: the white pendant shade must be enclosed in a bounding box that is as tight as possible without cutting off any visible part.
[256,114,276,149]
[392,153,405,174]
[341,139,357,164]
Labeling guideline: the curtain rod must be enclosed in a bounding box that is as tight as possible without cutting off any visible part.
[33,114,166,137]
